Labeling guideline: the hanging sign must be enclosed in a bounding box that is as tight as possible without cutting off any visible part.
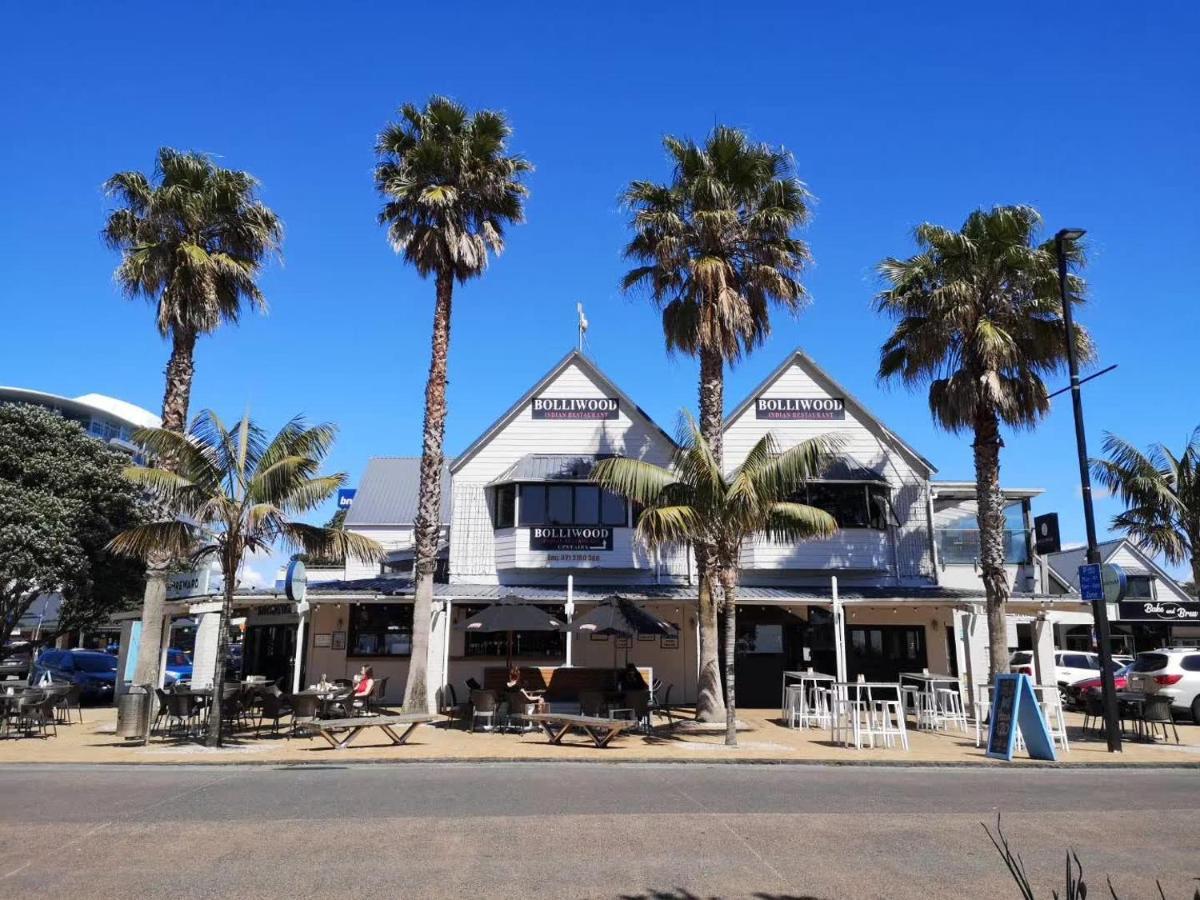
[1079,564,1104,601]
[166,567,212,600]
[1034,513,1061,555]
[531,397,619,420]
[337,489,357,509]
[1117,599,1200,622]
[985,673,1057,761]
[285,559,308,603]
[529,526,613,551]
[1101,564,1127,602]
[755,397,846,420]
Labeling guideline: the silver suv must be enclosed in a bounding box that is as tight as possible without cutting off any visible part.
[1127,648,1200,722]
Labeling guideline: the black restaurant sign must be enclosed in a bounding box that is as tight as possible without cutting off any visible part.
[531,397,619,420]
[1117,600,1200,622]
[755,397,846,420]
[530,526,613,552]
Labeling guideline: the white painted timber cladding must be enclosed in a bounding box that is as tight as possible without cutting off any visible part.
[343,525,412,579]
[722,357,934,583]
[449,358,684,582]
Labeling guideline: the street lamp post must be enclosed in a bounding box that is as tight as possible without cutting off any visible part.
[1055,227,1122,753]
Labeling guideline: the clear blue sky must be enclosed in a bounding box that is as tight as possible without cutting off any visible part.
[2,3,1197,581]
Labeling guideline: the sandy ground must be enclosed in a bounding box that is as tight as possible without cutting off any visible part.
[2,705,1197,765]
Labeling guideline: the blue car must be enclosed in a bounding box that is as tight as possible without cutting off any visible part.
[164,648,193,685]
[32,649,119,702]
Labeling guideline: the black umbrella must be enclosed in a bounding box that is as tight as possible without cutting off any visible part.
[568,596,678,667]
[453,599,564,670]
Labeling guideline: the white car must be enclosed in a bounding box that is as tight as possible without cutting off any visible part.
[1127,648,1200,722]
[1009,650,1120,698]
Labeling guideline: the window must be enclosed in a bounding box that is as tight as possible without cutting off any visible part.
[512,483,628,528]
[1063,653,1097,670]
[73,654,117,674]
[795,483,894,531]
[1181,656,1200,672]
[494,484,515,528]
[347,603,413,657]
[1124,576,1153,599]
[1131,653,1169,673]
[460,605,565,660]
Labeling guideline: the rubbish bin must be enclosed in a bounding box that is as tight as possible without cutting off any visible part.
[116,683,152,741]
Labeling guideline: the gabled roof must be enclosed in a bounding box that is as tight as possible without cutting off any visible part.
[450,349,677,474]
[343,457,452,527]
[1047,539,1192,602]
[723,349,936,476]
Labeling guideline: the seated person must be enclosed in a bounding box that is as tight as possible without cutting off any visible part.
[505,666,546,710]
[618,663,647,692]
[352,665,375,698]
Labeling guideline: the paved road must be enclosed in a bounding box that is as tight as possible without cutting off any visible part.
[0,763,1196,899]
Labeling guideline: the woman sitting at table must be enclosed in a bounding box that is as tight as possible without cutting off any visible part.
[352,665,375,698]
[505,666,545,709]
[618,663,647,692]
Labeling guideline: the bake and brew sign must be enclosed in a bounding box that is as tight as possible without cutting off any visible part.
[755,396,846,420]
[531,397,619,420]
[1117,600,1200,622]
[530,526,614,551]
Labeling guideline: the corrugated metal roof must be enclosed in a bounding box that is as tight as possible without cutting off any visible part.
[343,457,452,526]
[490,453,616,485]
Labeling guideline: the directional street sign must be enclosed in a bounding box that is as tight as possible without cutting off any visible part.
[1079,563,1104,601]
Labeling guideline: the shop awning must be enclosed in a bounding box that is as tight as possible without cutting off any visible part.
[489,454,617,485]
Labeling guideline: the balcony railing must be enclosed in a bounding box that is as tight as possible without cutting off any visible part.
[935,528,1030,565]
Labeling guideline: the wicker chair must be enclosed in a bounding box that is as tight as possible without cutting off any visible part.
[469,690,499,732]
[255,691,291,737]
[650,684,674,726]
[288,693,322,739]
[1142,694,1180,744]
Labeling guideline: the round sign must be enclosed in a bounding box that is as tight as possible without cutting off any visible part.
[285,558,308,604]
[1101,563,1127,603]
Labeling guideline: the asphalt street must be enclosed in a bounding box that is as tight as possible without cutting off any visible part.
[0,763,1195,899]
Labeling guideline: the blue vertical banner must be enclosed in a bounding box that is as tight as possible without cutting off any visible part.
[123,621,142,683]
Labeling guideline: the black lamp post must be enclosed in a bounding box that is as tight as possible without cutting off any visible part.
[1055,227,1122,753]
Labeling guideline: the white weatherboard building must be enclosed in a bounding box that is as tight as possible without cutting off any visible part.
[173,347,1105,711]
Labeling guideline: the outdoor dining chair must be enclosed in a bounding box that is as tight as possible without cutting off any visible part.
[438,684,470,729]
[58,683,83,725]
[1082,692,1105,735]
[470,690,499,732]
[624,689,651,732]
[287,693,322,739]
[650,683,674,725]
[165,692,197,737]
[1141,694,1180,744]
[255,691,291,737]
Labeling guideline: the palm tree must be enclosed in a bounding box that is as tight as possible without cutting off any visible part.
[592,415,837,745]
[103,148,283,700]
[375,97,531,714]
[874,205,1093,681]
[1092,428,1200,586]
[108,411,381,746]
[621,126,814,721]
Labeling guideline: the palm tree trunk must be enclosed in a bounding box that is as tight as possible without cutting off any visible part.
[973,408,1010,682]
[720,565,739,747]
[693,343,728,722]
[206,566,236,747]
[126,328,198,727]
[403,271,454,716]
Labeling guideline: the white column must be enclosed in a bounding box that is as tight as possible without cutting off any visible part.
[1032,613,1056,688]
[191,612,221,689]
[157,615,172,689]
[114,619,136,697]
[832,576,847,683]
[441,599,452,699]
[292,601,308,694]
[564,576,575,667]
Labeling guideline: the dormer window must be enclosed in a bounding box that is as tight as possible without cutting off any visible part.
[490,454,630,529]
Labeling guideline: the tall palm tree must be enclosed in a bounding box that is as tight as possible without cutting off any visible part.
[103,148,283,701]
[108,411,381,746]
[593,415,837,745]
[875,205,1093,681]
[1092,428,1200,586]
[375,97,531,714]
[621,126,814,721]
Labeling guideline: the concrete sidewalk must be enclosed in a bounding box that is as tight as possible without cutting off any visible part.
[2,706,1198,766]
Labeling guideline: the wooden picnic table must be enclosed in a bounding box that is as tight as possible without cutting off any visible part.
[519,712,634,748]
[306,713,435,750]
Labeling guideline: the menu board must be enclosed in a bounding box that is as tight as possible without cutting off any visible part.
[985,673,1057,762]
[987,677,1019,758]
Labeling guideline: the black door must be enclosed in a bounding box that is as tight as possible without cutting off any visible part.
[845,625,927,682]
[243,623,299,684]
[728,607,807,708]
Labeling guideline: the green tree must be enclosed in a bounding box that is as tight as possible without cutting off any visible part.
[108,411,381,746]
[874,206,1092,680]
[0,404,147,645]
[592,415,837,745]
[1092,428,1200,586]
[621,126,814,721]
[375,96,531,714]
[103,148,283,695]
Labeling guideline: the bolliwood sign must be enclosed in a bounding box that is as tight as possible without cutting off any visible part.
[531,397,619,420]
[530,526,613,551]
[1117,600,1200,622]
[755,397,845,420]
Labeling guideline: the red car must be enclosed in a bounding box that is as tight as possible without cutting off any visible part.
[1065,664,1131,708]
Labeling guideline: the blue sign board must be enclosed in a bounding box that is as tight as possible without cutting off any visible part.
[985,673,1057,762]
[1079,563,1104,601]
[337,488,356,510]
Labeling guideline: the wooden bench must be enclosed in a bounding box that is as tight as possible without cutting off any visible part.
[519,712,634,748]
[305,714,435,750]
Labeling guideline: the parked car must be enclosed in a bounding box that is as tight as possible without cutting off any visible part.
[31,649,119,703]
[1127,648,1200,722]
[1009,650,1122,703]
[1063,663,1133,709]
[164,648,193,684]
[0,645,32,681]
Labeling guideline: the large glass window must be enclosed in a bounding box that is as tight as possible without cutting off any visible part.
[347,603,413,657]
[934,498,1030,564]
[1124,576,1153,599]
[512,483,628,528]
[460,605,566,660]
[494,484,515,528]
[793,482,894,531]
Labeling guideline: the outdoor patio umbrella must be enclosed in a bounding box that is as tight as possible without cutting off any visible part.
[568,596,678,667]
[453,599,565,670]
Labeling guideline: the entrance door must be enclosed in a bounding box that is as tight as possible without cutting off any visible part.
[243,623,299,684]
[728,607,806,707]
[845,625,927,682]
